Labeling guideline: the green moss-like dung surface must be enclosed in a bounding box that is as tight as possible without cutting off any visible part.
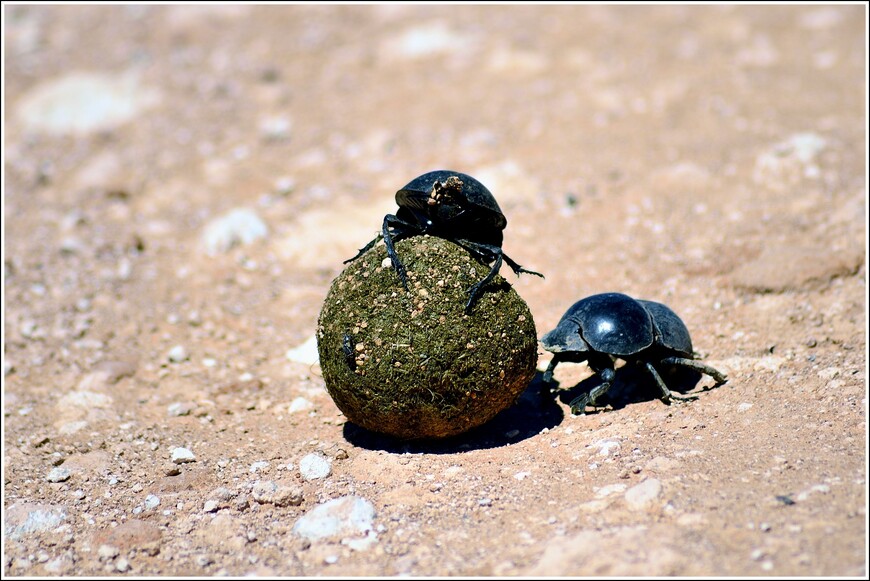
[317,235,538,440]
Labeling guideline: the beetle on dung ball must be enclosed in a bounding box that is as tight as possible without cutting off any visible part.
[345,170,543,313]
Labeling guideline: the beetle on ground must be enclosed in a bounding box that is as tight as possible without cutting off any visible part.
[541,292,728,415]
[345,170,543,312]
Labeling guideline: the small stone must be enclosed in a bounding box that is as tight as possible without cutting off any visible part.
[115,557,130,572]
[203,500,219,513]
[43,556,74,575]
[211,487,235,502]
[167,402,194,417]
[251,480,303,507]
[287,397,314,413]
[202,208,269,255]
[292,495,375,541]
[98,544,120,560]
[249,461,270,474]
[595,483,628,499]
[47,467,71,483]
[92,519,162,557]
[478,498,493,507]
[195,555,213,567]
[285,336,320,366]
[3,502,67,541]
[144,495,160,510]
[171,447,196,464]
[624,478,662,510]
[299,453,332,481]
[233,495,250,511]
[164,464,181,476]
[167,345,189,363]
[17,71,159,135]
[259,115,292,141]
[594,439,621,457]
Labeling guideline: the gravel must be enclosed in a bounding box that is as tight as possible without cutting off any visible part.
[170,447,196,464]
[299,453,332,481]
[46,467,71,483]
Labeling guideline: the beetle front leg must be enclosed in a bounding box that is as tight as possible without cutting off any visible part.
[502,252,544,279]
[464,254,503,313]
[382,214,421,290]
[344,234,383,264]
[569,360,615,415]
[542,355,560,384]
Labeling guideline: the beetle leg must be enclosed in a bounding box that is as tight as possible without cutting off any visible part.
[502,252,544,279]
[344,234,383,264]
[660,356,729,386]
[569,361,615,415]
[464,254,503,313]
[382,214,423,290]
[448,239,503,312]
[642,361,699,403]
[542,356,560,384]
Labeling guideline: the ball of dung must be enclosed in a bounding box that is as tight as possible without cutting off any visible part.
[317,235,538,440]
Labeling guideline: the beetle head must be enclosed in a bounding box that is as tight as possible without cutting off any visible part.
[540,319,589,354]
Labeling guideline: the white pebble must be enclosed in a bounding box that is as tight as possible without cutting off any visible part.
[285,336,320,366]
[98,544,119,560]
[167,345,189,363]
[249,461,270,474]
[171,447,196,464]
[624,478,662,510]
[202,208,269,255]
[203,500,219,513]
[17,71,159,135]
[287,397,314,413]
[144,494,160,509]
[292,496,376,541]
[47,467,71,483]
[299,453,332,481]
[167,402,193,417]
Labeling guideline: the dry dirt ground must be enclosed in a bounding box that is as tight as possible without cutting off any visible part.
[2,4,867,577]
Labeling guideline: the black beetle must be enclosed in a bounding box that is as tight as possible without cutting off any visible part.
[345,170,543,312]
[541,292,727,415]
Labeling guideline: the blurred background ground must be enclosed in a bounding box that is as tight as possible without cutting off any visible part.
[2,3,867,576]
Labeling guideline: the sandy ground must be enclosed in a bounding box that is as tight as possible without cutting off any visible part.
[2,4,867,577]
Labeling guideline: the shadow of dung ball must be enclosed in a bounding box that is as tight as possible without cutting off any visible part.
[317,235,538,440]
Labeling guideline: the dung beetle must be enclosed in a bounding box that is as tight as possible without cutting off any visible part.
[541,292,727,415]
[345,170,543,312]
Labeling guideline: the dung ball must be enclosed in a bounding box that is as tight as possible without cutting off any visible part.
[317,235,538,440]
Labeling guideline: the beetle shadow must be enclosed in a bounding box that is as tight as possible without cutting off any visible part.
[341,371,564,454]
[554,363,706,414]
